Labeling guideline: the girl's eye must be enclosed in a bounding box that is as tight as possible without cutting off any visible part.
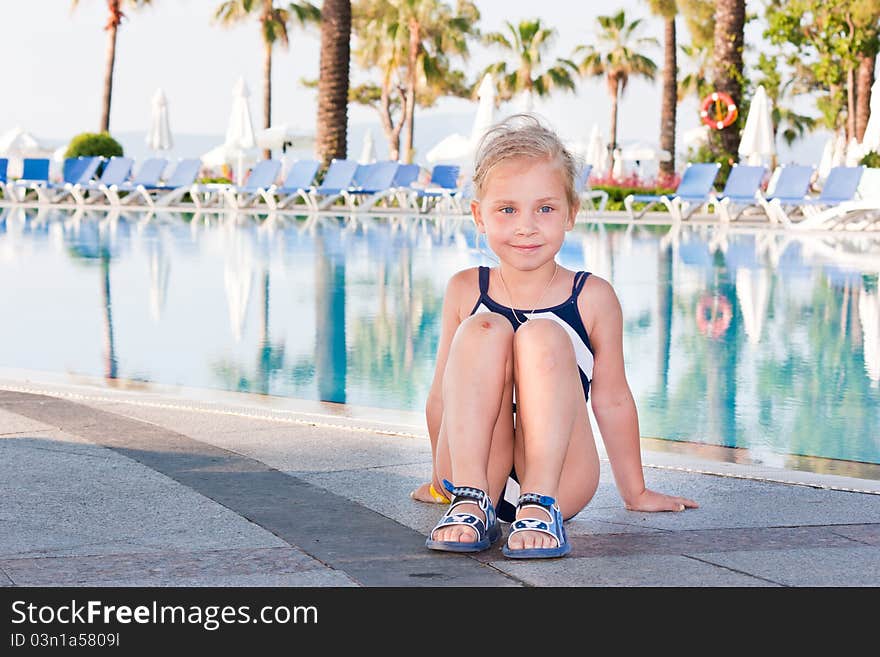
[539,205,554,213]
[499,206,515,214]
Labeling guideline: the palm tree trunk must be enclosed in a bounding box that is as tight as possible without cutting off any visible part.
[100,1,121,133]
[401,19,420,164]
[659,16,677,178]
[609,78,620,161]
[712,0,745,157]
[316,0,352,168]
[855,54,874,143]
[263,35,273,160]
[847,65,857,143]
[378,77,401,160]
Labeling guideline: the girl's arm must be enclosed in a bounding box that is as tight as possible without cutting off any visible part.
[584,277,698,512]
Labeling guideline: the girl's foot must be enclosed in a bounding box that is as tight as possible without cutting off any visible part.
[410,481,450,504]
[502,493,570,559]
[505,505,559,551]
[426,482,501,552]
[429,501,484,543]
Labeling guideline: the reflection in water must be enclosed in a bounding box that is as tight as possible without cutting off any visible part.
[0,206,878,468]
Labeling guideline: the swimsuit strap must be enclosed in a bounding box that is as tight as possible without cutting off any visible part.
[573,271,591,297]
[478,265,490,295]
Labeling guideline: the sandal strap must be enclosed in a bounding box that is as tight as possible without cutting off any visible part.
[429,480,498,541]
[443,479,489,506]
[508,492,565,547]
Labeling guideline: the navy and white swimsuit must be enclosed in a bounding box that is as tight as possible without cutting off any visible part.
[470,265,595,404]
[469,265,596,521]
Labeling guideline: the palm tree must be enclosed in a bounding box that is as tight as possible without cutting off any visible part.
[70,0,153,133]
[392,0,479,163]
[712,0,745,157]
[214,0,320,159]
[352,0,406,158]
[482,19,577,112]
[676,0,715,101]
[677,42,713,102]
[577,11,658,157]
[316,0,352,167]
[647,0,677,177]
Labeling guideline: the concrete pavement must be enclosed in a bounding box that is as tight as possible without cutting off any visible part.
[1,375,878,587]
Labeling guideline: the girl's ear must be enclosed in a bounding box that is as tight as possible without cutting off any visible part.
[567,199,580,229]
[471,199,484,231]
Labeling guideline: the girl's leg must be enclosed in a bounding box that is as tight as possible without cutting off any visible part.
[431,312,515,543]
[509,318,600,551]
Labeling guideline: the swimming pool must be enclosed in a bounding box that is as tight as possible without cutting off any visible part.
[1,205,878,474]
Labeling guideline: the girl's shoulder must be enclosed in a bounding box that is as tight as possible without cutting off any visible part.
[446,267,483,319]
[577,274,622,328]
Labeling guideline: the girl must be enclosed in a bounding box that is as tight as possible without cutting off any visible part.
[416,114,698,559]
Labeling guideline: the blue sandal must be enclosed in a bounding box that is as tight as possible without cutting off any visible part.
[502,492,571,559]
[425,480,501,553]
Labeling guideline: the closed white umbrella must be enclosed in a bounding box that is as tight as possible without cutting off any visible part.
[146,88,173,153]
[861,77,880,154]
[470,73,496,144]
[738,85,775,166]
[611,148,624,179]
[224,77,257,184]
[427,74,496,167]
[585,124,607,171]
[359,129,377,164]
[818,135,835,180]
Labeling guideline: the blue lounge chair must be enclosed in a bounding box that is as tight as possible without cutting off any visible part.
[306,159,360,210]
[0,158,7,200]
[69,156,134,204]
[413,164,462,213]
[755,164,814,224]
[706,164,767,222]
[387,163,421,209]
[624,162,721,220]
[11,157,99,204]
[575,164,609,214]
[342,160,400,210]
[105,158,168,205]
[218,159,282,209]
[127,158,201,207]
[785,166,867,229]
[259,159,321,210]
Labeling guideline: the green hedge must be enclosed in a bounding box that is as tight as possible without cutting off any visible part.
[859,151,880,168]
[64,132,124,159]
[592,185,677,212]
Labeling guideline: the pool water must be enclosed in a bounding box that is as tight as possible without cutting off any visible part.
[1,206,878,471]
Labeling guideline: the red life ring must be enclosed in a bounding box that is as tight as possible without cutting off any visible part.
[700,91,738,130]
[696,294,732,339]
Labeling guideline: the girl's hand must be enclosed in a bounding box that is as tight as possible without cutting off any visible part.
[624,488,699,512]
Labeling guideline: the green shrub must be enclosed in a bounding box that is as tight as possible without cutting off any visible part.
[686,138,736,186]
[859,151,880,168]
[64,132,124,159]
[592,184,677,211]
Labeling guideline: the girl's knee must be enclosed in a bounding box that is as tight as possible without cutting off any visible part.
[460,311,514,334]
[513,320,574,370]
[453,312,514,349]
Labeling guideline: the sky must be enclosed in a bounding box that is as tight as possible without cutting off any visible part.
[1,0,820,167]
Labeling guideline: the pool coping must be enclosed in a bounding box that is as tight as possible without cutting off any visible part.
[2,366,877,496]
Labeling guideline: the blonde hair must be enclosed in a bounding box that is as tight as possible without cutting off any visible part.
[472,113,581,209]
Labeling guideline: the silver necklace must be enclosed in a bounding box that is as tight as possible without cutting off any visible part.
[497,262,559,325]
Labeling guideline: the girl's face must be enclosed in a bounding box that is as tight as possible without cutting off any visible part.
[472,157,578,271]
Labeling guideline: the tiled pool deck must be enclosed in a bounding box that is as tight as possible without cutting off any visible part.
[1,373,878,587]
